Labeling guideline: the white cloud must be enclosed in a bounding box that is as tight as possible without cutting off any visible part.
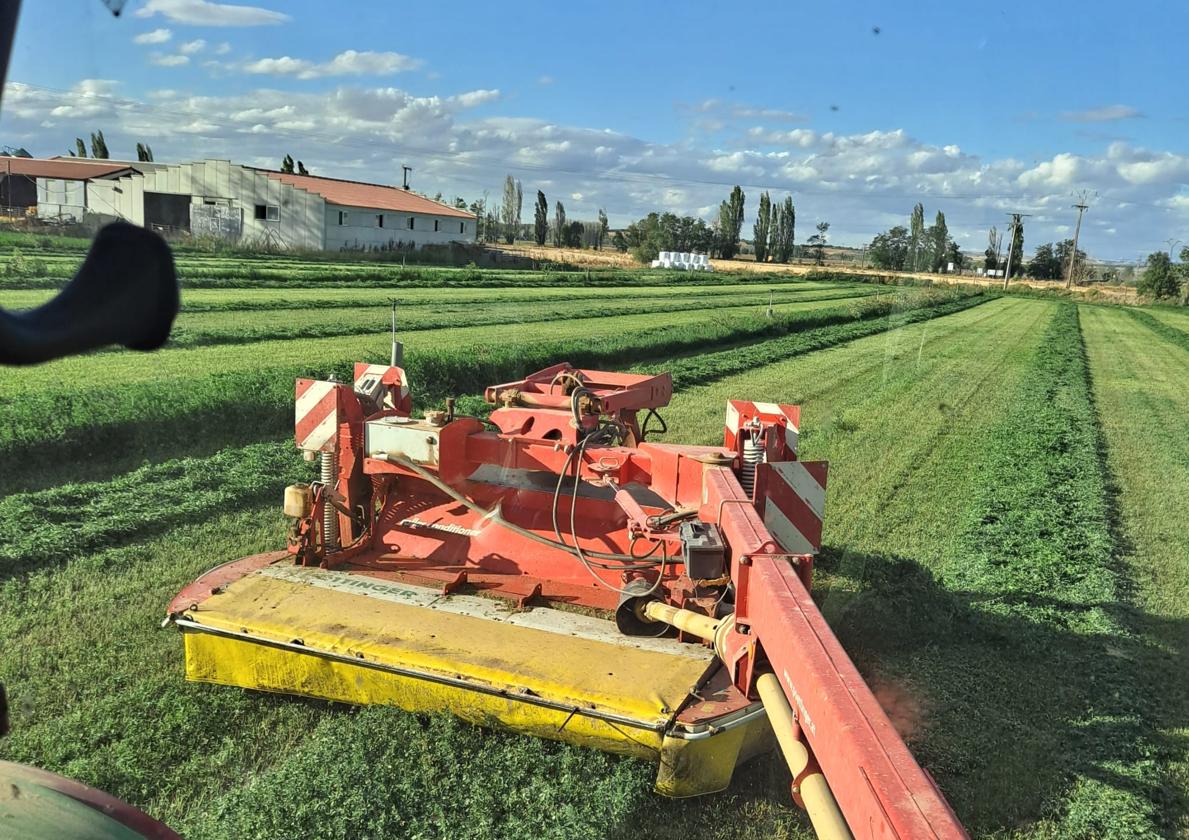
[149,52,190,67]
[537,75,554,86]
[133,28,173,44]
[3,79,1187,259]
[689,98,806,125]
[450,89,500,109]
[241,50,423,80]
[134,0,289,26]
[1061,104,1144,123]
[214,41,232,55]
[178,39,207,55]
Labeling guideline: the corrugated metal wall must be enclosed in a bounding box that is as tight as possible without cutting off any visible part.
[70,159,477,251]
[89,160,326,249]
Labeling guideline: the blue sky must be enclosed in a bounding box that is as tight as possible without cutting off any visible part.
[2,0,1187,259]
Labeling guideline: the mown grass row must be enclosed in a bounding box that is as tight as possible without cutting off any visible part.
[0,277,855,312]
[1123,306,1189,352]
[0,289,983,494]
[163,287,879,349]
[928,304,1170,837]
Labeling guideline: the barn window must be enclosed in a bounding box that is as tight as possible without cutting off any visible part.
[377,214,384,228]
[460,221,465,234]
[407,216,414,230]
[434,219,440,232]
[337,210,347,225]
[255,204,279,221]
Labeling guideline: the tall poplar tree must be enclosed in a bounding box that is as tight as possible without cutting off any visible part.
[533,191,548,245]
[753,192,772,263]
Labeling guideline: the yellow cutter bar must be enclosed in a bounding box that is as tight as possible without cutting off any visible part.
[175,563,716,760]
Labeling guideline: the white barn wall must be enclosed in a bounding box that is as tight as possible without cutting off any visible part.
[73,159,474,251]
[324,203,473,250]
[36,178,87,220]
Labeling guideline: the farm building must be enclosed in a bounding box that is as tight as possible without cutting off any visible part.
[85,158,476,250]
[0,156,152,220]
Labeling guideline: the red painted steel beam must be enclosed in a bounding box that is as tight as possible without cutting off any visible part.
[747,556,968,838]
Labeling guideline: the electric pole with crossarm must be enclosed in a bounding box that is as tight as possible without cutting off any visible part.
[1065,191,1094,289]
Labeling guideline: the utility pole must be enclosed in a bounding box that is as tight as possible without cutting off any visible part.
[1065,192,1092,289]
[401,165,413,190]
[1002,213,1029,290]
[1164,237,1182,260]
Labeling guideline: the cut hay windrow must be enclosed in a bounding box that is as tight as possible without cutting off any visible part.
[893,304,1167,837]
[0,289,983,494]
[1121,306,1189,352]
[162,287,882,349]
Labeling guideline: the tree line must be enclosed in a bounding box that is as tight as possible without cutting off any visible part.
[461,176,609,250]
[612,185,817,265]
[867,203,962,272]
[1139,248,1188,300]
[64,129,155,162]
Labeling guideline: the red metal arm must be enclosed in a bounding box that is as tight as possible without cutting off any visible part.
[747,558,967,838]
[701,464,967,837]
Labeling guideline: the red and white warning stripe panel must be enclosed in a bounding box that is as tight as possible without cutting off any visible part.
[757,459,827,555]
[724,399,801,454]
[295,378,340,452]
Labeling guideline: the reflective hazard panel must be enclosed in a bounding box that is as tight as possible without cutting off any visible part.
[755,460,828,555]
[295,378,340,452]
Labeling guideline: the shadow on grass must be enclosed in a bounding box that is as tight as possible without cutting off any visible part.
[813,546,1187,837]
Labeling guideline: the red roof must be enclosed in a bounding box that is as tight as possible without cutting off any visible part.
[0,157,137,180]
[262,170,474,218]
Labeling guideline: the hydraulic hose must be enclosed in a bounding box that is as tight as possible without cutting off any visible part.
[755,673,853,840]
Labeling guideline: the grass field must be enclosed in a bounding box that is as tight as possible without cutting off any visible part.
[0,254,1184,839]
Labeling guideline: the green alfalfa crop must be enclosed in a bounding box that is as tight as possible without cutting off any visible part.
[917,304,1169,838]
[0,290,982,494]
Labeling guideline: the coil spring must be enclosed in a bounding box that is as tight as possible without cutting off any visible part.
[740,435,763,499]
[320,450,340,552]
